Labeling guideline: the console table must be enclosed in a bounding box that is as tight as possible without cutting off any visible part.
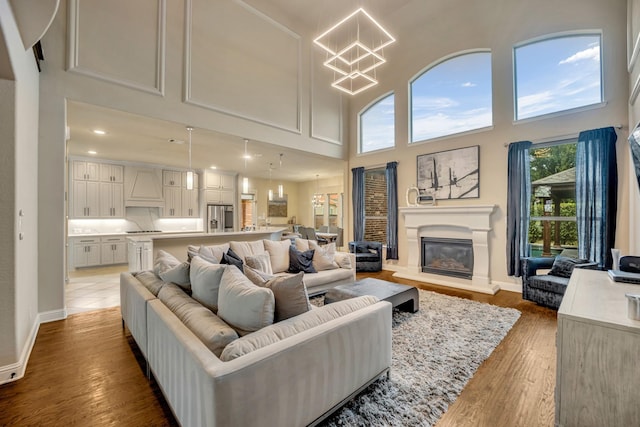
[556,269,640,427]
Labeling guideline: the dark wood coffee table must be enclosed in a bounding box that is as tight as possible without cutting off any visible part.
[324,278,419,312]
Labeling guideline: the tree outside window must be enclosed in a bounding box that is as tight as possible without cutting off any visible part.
[528,142,578,257]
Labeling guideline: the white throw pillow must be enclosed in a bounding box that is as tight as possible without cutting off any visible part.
[263,239,291,273]
[189,256,226,312]
[199,243,229,263]
[217,266,275,336]
[334,252,353,269]
[154,250,191,289]
[245,253,273,275]
[294,238,310,252]
[309,241,339,271]
[229,240,265,261]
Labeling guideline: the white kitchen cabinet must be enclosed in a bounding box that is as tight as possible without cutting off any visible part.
[124,166,164,206]
[100,236,127,265]
[99,182,124,217]
[163,170,182,187]
[100,163,123,183]
[163,186,182,217]
[72,180,100,217]
[205,189,234,205]
[72,237,101,267]
[205,171,235,190]
[73,161,100,181]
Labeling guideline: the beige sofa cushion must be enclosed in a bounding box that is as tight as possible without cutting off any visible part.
[302,267,354,288]
[190,256,226,312]
[229,240,265,261]
[219,295,379,361]
[134,270,166,296]
[158,283,238,357]
[263,239,291,273]
[217,265,275,336]
[334,252,353,269]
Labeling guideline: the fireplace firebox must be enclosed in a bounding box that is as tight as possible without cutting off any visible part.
[421,237,473,279]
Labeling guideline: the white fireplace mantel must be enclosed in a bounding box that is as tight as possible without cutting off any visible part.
[394,205,500,295]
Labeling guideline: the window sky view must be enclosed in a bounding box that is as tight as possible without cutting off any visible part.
[359,35,602,153]
[515,34,602,120]
[411,52,492,142]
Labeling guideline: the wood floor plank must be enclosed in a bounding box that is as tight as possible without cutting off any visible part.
[0,271,556,426]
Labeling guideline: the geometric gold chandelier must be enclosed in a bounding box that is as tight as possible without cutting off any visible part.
[314,8,395,95]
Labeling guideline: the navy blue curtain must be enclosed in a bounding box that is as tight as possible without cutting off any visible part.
[576,127,617,269]
[386,162,398,260]
[506,141,532,277]
[352,167,365,242]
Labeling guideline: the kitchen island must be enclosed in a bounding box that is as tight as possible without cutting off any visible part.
[126,228,286,270]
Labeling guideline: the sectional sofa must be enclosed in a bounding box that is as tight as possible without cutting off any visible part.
[120,238,393,426]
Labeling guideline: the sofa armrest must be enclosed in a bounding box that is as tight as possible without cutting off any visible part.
[575,262,599,270]
[146,298,392,427]
[521,257,555,280]
[120,272,156,358]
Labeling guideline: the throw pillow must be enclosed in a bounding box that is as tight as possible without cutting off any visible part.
[309,241,339,271]
[263,239,291,273]
[189,256,226,312]
[153,250,191,290]
[334,252,353,269]
[221,248,244,273]
[217,265,275,336]
[288,246,316,274]
[549,256,590,278]
[243,265,275,286]
[229,240,265,262]
[262,272,311,322]
[133,270,166,296]
[199,243,229,263]
[294,238,310,252]
[245,253,274,275]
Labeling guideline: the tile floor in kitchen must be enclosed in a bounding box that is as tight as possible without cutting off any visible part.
[66,265,128,315]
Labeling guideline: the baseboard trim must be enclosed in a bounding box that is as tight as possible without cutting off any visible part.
[39,308,67,324]
[0,308,67,385]
[493,281,522,294]
[0,314,40,385]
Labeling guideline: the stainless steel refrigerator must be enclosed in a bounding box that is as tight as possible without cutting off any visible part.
[207,204,234,233]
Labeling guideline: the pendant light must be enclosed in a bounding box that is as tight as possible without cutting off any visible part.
[268,163,274,201]
[312,174,322,208]
[278,153,284,198]
[186,126,194,190]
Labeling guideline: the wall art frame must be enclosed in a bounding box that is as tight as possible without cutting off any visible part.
[416,145,480,200]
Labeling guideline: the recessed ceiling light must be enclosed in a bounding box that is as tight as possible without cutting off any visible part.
[168,138,185,145]
[88,150,97,155]
[93,129,106,135]
[210,166,217,170]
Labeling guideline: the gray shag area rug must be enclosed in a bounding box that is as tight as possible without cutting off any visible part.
[312,289,521,427]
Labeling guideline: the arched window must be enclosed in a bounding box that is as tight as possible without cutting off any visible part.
[410,51,492,143]
[359,93,395,153]
[514,32,602,120]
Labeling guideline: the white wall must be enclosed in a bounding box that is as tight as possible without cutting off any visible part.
[347,0,630,290]
[37,0,348,315]
[628,0,640,256]
[0,0,40,380]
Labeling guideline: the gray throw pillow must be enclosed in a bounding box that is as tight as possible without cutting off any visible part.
[154,250,190,290]
[549,256,590,278]
[189,256,226,312]
[288,246,316,273]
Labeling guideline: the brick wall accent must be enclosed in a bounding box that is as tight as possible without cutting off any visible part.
[364,170,387,243]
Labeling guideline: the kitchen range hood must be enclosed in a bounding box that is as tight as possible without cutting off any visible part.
[124,166,164,207]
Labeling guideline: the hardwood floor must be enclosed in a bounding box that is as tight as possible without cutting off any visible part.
[0,271,557,427]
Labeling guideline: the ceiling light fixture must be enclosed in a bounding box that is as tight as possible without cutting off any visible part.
[87,150,97,155]
[278,153,284,198]
[186,126,194,190]
[243,177,249,194]
[93,129,106,135]
[268,163,274,201]
[314,8,395,95]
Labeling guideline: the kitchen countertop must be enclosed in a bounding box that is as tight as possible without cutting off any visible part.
[68,230,204,238]
[124,228,287,241]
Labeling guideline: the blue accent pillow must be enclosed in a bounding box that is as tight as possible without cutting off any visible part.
[549,256,589,278]
[288,246,316,273]
[221,248,244,273]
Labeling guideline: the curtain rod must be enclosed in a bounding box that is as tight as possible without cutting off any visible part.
[503,124,625,147]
